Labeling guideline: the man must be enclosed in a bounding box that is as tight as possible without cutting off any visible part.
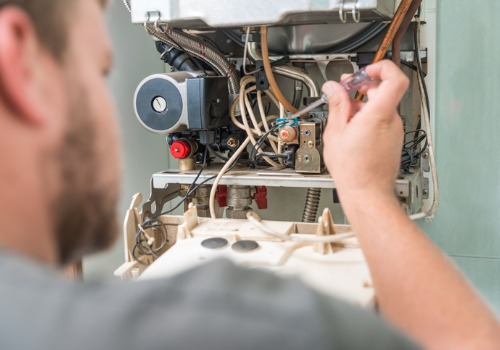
[0,0,498,349]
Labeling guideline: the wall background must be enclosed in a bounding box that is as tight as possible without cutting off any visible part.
[83,0,169,279]
[420,0,500,313]
[87,0,500,315]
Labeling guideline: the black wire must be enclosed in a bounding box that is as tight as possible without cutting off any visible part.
[400,60,418,72]
[222,22,387,56]
[207,144,229,161]
[133,148,208,262]
[400,130,428,173]
[132,148,245,263]
[256,152,288,159]
[250,122,285,163]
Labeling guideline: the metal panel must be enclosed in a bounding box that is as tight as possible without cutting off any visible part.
[131,0,396,27]
[151,167,412,198]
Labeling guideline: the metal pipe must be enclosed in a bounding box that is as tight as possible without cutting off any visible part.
[355,0,414,100]
[392,0,423,67]
[248,42,319,98]
[274,66,320,98]
[261,26,298,113]
[145,24,240,95]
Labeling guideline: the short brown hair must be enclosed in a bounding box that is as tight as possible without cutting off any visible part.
[0,0,74,59]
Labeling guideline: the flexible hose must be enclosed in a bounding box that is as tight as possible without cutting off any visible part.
[145,24,240,95]
[260,26,298,113]
[123,0,131,12]
[302,188,322,223]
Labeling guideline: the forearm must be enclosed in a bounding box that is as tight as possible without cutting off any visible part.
[343,194,500,350]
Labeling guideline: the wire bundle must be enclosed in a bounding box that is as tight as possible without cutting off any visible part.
[400,130,428,173]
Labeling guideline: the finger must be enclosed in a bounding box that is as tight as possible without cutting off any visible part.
[322,80,352,129]
[351,100,366,116]
[340,73,353,81]
[364,60,410,115]
[355,79,380,96]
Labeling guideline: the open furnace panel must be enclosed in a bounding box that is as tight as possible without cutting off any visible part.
[120,0,436,271]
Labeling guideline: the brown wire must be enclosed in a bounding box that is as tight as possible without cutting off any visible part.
[355,0,415,100]
[260,26,298,114]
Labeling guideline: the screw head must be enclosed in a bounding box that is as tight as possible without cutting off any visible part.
[152,96,167,113]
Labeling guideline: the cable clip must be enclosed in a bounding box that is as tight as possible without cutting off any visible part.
[339,0,347,23]
[352,0,361,23]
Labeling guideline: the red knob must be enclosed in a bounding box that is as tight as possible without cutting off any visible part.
[215,185,228,207]
[253,186,268,210]
[170,140,191,159]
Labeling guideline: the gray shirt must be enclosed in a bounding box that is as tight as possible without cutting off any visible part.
[0,251,420,349]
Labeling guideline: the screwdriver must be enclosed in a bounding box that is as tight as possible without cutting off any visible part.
[287,67,373,119]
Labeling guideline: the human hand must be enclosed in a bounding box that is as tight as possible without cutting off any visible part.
[322,60,409,208]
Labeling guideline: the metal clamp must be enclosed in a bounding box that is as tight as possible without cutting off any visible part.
[339,0,347,23]
[352,0,361,23]
[145,10,167,34]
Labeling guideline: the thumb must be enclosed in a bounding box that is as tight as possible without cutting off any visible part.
[322,81,352,128]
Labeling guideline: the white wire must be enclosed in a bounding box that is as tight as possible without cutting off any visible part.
[239,77,282,167]
[245,90,279,154]
[409,22,439,221]
[257,91,279,153]
[209,137,251,219]
[242,27,252,76]
[246,211,356,243]
[230,87,280,137]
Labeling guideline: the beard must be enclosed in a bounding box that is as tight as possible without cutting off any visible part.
[51,82,119,265]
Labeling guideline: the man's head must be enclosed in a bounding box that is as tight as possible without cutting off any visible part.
[0,0,120,265]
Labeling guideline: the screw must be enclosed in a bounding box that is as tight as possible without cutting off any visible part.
[303,155,312,163]
[308,141,314,148]
[152,96,167,113]
[422,152,429,159]
[227,137,239,148]
[423,189,429,196]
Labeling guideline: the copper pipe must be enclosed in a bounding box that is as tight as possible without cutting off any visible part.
[260,26,298,113]
[392,0,423,66]
[355,0,414,100]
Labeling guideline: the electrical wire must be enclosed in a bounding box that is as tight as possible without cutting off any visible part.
[133,148,209,263]
[413,19,430,116]
[246,212,355,243]
[400,130,428,173]
[209,137,252,218]
[222,23,388,55]
[242,27,252,75]
[409,27,439,220]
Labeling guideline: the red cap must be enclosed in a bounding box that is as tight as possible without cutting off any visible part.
[170,140,191,159]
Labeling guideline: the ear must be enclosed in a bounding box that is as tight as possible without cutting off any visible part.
[0,7,59,126]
